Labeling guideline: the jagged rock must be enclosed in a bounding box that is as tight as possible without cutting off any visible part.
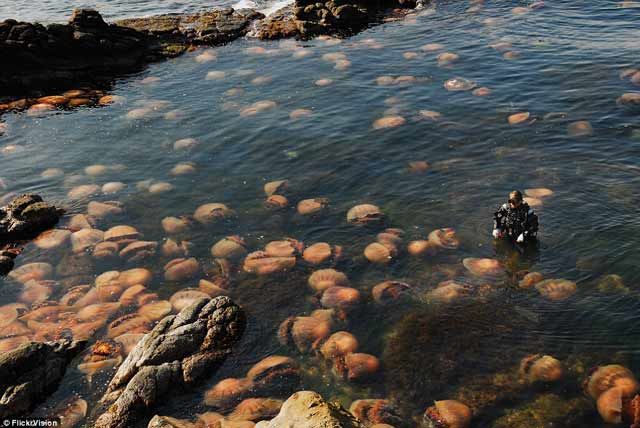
[255,391,365,428]
[116,8,264,48]
[0,194,61,239]
[0,339,86,418]
[93,296,246,428]
[257,0,417,39]
[0,194,61,276]
[0,10,151,94]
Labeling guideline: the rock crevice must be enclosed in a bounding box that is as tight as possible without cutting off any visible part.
[93,296,246,428]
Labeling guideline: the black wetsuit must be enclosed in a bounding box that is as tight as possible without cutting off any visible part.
[493,202,539,241]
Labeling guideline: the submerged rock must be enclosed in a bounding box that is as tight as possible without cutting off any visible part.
[0,339,86,418]
[254,391,364,428]
[94,296,245,428]
[383,300,536,416]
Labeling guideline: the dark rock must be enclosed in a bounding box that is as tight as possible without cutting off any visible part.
[0,339,86,418]
[93,296,246,428]
[0,194,61,241]
[383,299,540,416]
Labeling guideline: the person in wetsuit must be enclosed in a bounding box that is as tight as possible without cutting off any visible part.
[492,190,539,243]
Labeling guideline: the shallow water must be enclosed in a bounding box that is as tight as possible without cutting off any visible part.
[2,0,640,426]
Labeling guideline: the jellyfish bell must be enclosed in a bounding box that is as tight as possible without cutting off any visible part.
[113,333,144,355]
[102,182,126,194]
[265,194,289,209]
[423,400,472,428]
[472,87,492,97]
[9,262,53,284]
[297,198,329,216]
[462,258,504,277]
[211,236,247,260]
[428,228,460,249]
[519,354,563,383]
[343,353,381,381]
[518,271,544,289]
[308,269,349,292]
[164,258,200,281]
[320,286,361,311]
[193,203,235,225]
[372,115,406,130]
[372,281,412,304]
[33,229,71,250]
[265,239,303,258]
[169,288,210,312]
[437,52,459,66]
[162,216,192,234]
[139,300,172,321]
[426,280,469,304]
[568,120,593,137]
[508,112,531,125]
[204,377,253,408]
[443,77,476,91]
[347,204,384,226]
[68,184,100,200]
[534,279,577,301]
[523,196,542,207]
[318,331,359,360]
[364,242,397,264]
[228,398,283,422]
[585,365,639,400]
[174,138,199,151]
[289,108,313,119]
[525,188,553,198]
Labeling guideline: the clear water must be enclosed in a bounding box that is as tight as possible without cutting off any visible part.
[2,0,640,426]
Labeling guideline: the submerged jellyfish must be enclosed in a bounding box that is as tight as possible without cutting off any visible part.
[508,112,530,125]
[443,77,476,91]
[567,120,593,137]
[372,115,406,129]
[462,258,503,277]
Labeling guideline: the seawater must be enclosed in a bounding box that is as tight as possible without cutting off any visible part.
[2,0,640,426]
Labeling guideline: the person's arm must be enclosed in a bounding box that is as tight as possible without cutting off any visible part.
[517,207,538,242]
[493,204,507,238]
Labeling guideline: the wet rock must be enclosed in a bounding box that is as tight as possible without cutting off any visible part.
[384,300,537,416]
[490,393,592,428]
[0,339,86,418]
[117,8,264,49]
[0,194,61,276]
[94,296,246,428]
[256,0,416,40]
[0,8,263,96]
[0,194,61,240]
[254,391,364,428]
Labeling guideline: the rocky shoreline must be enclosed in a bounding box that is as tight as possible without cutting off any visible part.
[0,0,418,99]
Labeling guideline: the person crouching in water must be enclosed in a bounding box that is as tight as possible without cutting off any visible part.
[493,190,539,243]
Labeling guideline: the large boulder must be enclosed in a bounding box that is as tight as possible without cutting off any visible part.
[0,339,86,418]
[0,194,62,275]
[0,10,151,94]
[255,391,364,428]
[93,296,246,428]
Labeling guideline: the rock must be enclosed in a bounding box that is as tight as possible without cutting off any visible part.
[94,296,246,428]
[255,391,364,428]
[117,8,264,48]
[0,8,263,96]
[0,194,61,239]
[0,194,61,276]
[0,339,86,418]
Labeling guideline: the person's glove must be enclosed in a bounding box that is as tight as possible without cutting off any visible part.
[492,229,503,239]
[516,233,525,243]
